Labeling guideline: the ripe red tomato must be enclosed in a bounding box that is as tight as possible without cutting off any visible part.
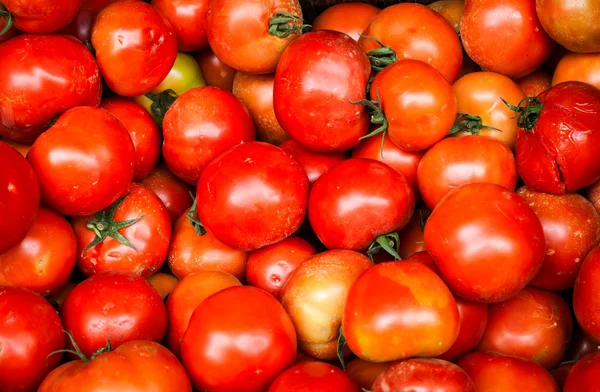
[460,0,554,79]
[428,0,464,33]
[140,163,194,224]
[60,271,167,357]
[181,286,297,392]
[152,0,209,52]
[91,1,177,96]
[563,351,600,392]
[517,69,552,97]
[27,106,135,217]
[0,35,101,142]
[0,286,64,392]
[1,0,82,33]
[194,47,236,91]
[60,0,134,43]
[425,183,545,303]
[397,208,430,259]
[268,362,360,392]
[552,53,600,90]
[574,245,600,342]
[279,139,348,184]
[311,2,379,42]
[162,86,255,184]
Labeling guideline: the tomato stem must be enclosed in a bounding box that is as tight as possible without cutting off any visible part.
[187,192,206,236]
[367,232,401,261]
[336,326,347,370]
[361,34,397,73]
[268,11,310,38]
[0,4,13,38]
[501,96,543,132]
[145,89,179,127]
[448,113,501,136]
[47,330,91,363]
[350,89,389,158]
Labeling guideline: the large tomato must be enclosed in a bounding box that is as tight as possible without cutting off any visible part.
[0,34,101,142]
[279,139,348,184]
[152,0,209,52]
[573,245,600,342]
[0,0,81,33]
[425,183,545,303]
[140,163,194,224]
[27,107,135,217]
[268,362,360,392]
[552,53,600,90]
[194,47,236,91]
[563,351,600,392]
[311,2,379,42]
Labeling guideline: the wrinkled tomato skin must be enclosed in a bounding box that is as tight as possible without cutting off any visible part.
[428,0,464,33]
[0,35,101,143]
[280,139,348,184]
[27,107,135,217]
[268,362,360,392]
[91,1,177,96]
[397,208,430,259]
[2,0,82,33]
[574,245,600,342]
[425,183,545,303]
[140,163,194,224]
[0,287,64,392]
[309,158,415,251]
[152,0,209,52]
[517,69,552,97]
[194,47,236,91]
[345,359,389,391]
[61,0,134,43]
[516,81,600,194]
[563,351,600,392]
[552,53,600,90]
[311,3,379,41]
[274,31,370,152]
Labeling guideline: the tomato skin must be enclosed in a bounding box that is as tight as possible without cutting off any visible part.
[2,0,82,33]
[343,261,460,362]
[460,0,554,79]
[268,362,360,392]
[345,359,389,391]
[194,47,236,91]
[311,2,380,41]
[274,30,370,152]
[563,351,600,392]
[147,272,178,300]
[517,69,552,97]
[574,245,600,342]
[552,53,600,90]
[91,1,178,96]
[60,271,167,357]
[0,35,101,143]
[27,107,135,217]
[279,139,348,184]
[428,0,464,33]
[61,0,134,43]
[181,286,297,392]
[425,183,545,303]
[38,340,192,392]
[152,0,209,52]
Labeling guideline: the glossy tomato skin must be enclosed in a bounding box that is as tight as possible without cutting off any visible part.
[460,0,554,78]
[91,1,177,96]
[197,142,309,251]
[517,69,552,97]
[268,362,360,392]
[194,47,236,91]
[60,271,167,357]
[163,86,255,184]
[425,183,545,303]
[27,107,135,217]
[0,287,64,392]
[181,286,297,392]
[152,0,209,52]
[0,142,39,254]
[516,82,600,194]
[428,0,464,33]
[279,139,348,184]
[274,30,370,152]
[2,0,82,33]
[574,245,600,342]
[0,35,101,143]
[311,2,380,41]
[343,261,460,362]
[140,163,194,224]
[38,340,192,392]
[552,53,600,90]
[563,351,600,392]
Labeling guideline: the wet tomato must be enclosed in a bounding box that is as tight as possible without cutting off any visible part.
[279,139,348,184]
[428,0,464,33]
[563,351,600,392]
[268,362,360,392]
[574,245,600,342]
[152,0,209,52]
[552,53,600,90]
[311,2,379,42]
[140,163,194,224]
[194,47,236,91]
[517,69,552,97]
[1,0,82,33]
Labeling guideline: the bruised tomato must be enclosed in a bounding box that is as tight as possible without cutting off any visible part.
[194,47,236,91]
[573,245,600,342]
[311,2,379,41]
[140,163,194,224]
[552,53,600,90]
[152,0,210,52]
[279,139,348,184]
[1,0,82,33]
[268,362,360,392]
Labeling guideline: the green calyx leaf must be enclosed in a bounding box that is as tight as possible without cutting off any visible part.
[350,88,389,158]
[337,326,347,370]
[47,330,91,363]
[448,113,501,136]
[90,339,112,360]
[361,34,397,73]
[367,232,401,261]
[501,96,543,132]
[145,89,179,127]
[0,4,13,37]
[268,11,310,38]
[186,192,206,236]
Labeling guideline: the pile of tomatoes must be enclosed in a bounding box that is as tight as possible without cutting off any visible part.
[2,0,600,390]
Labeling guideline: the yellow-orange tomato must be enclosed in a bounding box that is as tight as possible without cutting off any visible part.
[428,0,464,33]
[345,359,389,391]
[552,53,600,90]
[311,3,380,42]
[147,273,179,300]
[516,69,552,96]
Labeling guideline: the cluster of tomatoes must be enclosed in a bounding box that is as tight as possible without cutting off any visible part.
[2,0,600,391]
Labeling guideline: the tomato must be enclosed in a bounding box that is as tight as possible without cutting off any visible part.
[451,71,526,150]
[140,163,194,224]
[279,139,348,184]
[268,362,360,392]
[372,358,475,392]
[163,86,255,184]
[552,362,574,390]
[281,250,373,360]
[166,270,241,357]
[60,271,167,357]
[274,31,370,152]
[359,3,462,83]
[343,261,460,362]
[246,236,315,299]
[152,0,209,52]
[460,0,554,79]
[91,1,177,96]
[552,53,600,90]
[0,207,75,296]
[428,0,464,33]
[369,59,457,152]
[513,82,600,194]
[0,35,101,143]
[458,352,559,392]
[536,0,600,53]
[417,136,517,210]
[233,72,288,145]
[311,3,379,41]
[517,69,552,97]
[0,0,81,33]
[197,142,309,251]
[2,139,31,157]
[39,340,192,392]
[425,183,545,303]
[181,286,296,392]
[60,0,134,43]
[194,47,236,91]
[346,359,388,391]
[0,142,39,254]
[563,351,600,392]
[27,107,135,217]
[574,245,600,342]
[207,0,302,74]
[396,208,430,259]
[147,273,178,300]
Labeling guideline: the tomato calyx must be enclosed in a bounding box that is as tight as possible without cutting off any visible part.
[268,11,310,39]
[337,326,347,370]
[367,232,401,261]
[350,93,389,157]
[0,4,13,37]
[361,35,397,73]
[82,192,144,255]
[47,330,112,363]
[187,193,206,236]
[448,113,501,136]
[502,96,543,132]
[145,89,178,127]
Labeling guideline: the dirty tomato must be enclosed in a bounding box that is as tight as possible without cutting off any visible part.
[268,362,360,392]
[279,139,348,184]
[152,0,209,52]
[311,2,379,41]
[1,0,82,33]
[194,47,236,91]
[574,245,600,342]
[140,163,194,224]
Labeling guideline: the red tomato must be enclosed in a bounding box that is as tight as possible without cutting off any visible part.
[405,250,439,272]
[181,286,297,392]
[197,142,309,251]
[574,245,600,342]
[3,139,31,157]
[397,208,430,259]
[60,271,167,357]
[0,286,64,392]
[428,0,464,33]
[516,69,552,97]
[194,47,236,91]
[268,362,360,392]
[311,3,379,42]
[0,142,39,254]
[60,0,135,43]
[47,281,77,310]
[1,0,82,33]
[146,272,178,300]
[552,53,600,90]
[417,136,517,210]
[152,0,209,52]
[343,261,460,362]
[246,236,315,299]
[460,0,554,78]
[514,82,600,194]
[425,183,545,303]
[279,139,348,184]
[0,35,101,142]
[39,340,192,392]
[140,163,194,224]
[162,86,255,184]
[359,3,462,83]
[101,97,160,181]
[27,107,135,217]
[563,351,600,392]
[91,1,177,96]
